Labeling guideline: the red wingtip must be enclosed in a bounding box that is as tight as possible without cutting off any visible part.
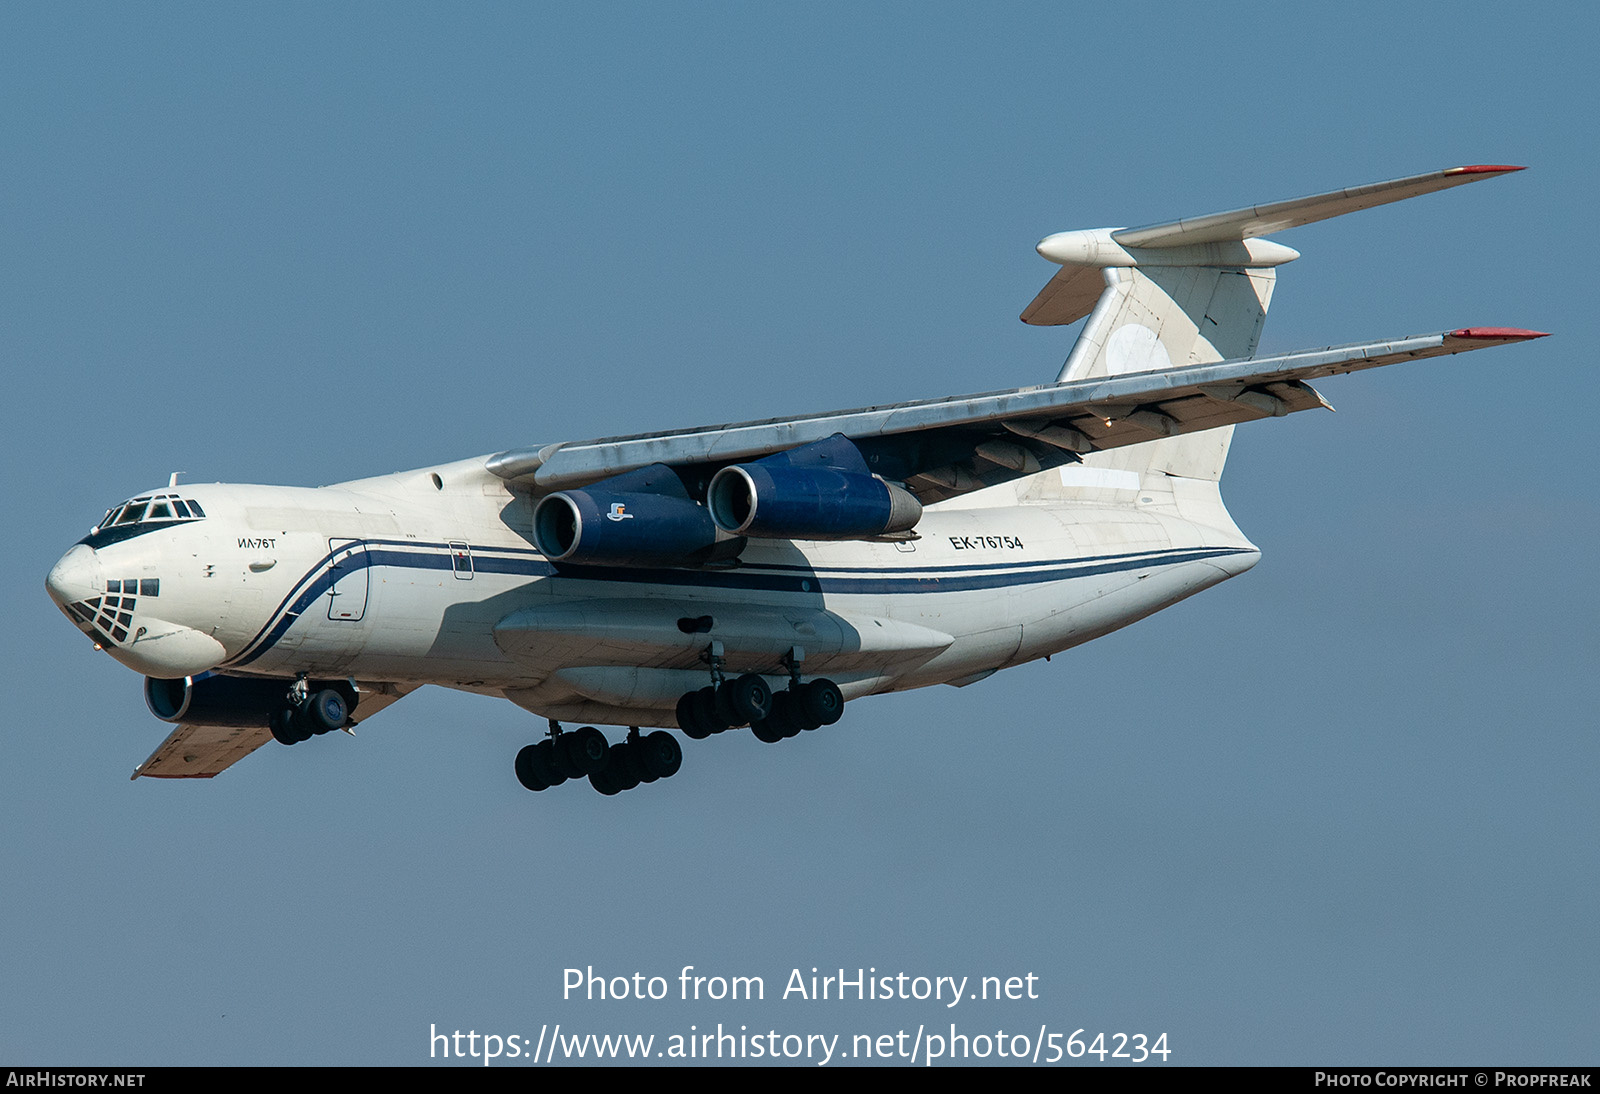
[1449,327,1549,340]
[1448,164,1527,174]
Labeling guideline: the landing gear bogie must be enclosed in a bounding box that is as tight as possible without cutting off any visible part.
[676,671,847,747]
[518,670,848,794]
[516,725,687,796]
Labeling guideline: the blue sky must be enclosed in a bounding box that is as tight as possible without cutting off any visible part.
[3,2,1595,1065]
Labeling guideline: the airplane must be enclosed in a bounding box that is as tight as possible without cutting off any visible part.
[45,165,1545,795]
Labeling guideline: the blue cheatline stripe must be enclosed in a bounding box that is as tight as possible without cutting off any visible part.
[223,538,1253,668]
[227,539,537,664]
[546,547,1247,595]
[735,547,1204,577]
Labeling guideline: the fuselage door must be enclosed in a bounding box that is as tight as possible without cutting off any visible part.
[450,540,474,580]
[327,538,369,621]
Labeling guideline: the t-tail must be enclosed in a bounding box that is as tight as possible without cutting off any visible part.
[1014,165,1526,528]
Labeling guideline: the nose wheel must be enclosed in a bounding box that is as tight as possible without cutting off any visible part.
[269,680,354,745]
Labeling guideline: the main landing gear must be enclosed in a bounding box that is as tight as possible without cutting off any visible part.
[674,645,845,743]
[268,677,355,745]
[510,647,847,797]
[515,722,683,795]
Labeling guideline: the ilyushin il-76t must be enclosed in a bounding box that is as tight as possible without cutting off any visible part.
[46,165,1544,795]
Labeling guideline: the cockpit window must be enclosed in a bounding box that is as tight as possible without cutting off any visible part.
[95,494,207,532]
[80,494,210,549]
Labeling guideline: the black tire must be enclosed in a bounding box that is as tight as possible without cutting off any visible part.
[589,765,622,795]
[750,719,785,744]
[627,738,660,783]
[788,689,823,731]
[269,707,298,745]
[530,740,566,787]
[639,731,683,778]
[515,745,549,792]
[549,734,583,779]
[677,692,712,740]
[608,741,643,792]
[306,689,348,734]
[728,673,773,724]
[800,679,844,726]
[694,686,730,733]
[561,726,609,775]
[713,681,744,727]
[768,691,804,737]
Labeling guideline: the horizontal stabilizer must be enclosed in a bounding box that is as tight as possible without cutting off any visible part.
[1111,165,1524,248]
[1023,166,1523,327]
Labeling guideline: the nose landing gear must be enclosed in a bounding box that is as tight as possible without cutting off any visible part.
[268,678,355,745]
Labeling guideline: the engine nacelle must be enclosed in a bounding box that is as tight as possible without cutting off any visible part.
[144,674,356,727]
[532,463,733,568]
[707,434,922,540]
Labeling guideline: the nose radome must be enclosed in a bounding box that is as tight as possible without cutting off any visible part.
[46,543,104,608]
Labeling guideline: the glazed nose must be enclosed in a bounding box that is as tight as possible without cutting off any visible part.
[46,543,104,607]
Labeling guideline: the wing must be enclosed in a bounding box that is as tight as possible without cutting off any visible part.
[486,328,1544,505]
[132,682,416,779]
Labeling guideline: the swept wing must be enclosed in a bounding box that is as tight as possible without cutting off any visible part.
[487,328,1543,504]
[132,682,415,779]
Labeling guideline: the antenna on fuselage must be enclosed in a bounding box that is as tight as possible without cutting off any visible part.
[167,472,184,488]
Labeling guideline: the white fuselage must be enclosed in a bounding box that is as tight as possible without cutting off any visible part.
[47,455,1259,729]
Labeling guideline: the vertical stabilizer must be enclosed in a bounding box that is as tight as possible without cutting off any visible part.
[1055,264,1276,485]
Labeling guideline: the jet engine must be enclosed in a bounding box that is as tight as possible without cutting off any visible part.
[707,434,922,540]
[145,674,355,727]
[532,463,736,568]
